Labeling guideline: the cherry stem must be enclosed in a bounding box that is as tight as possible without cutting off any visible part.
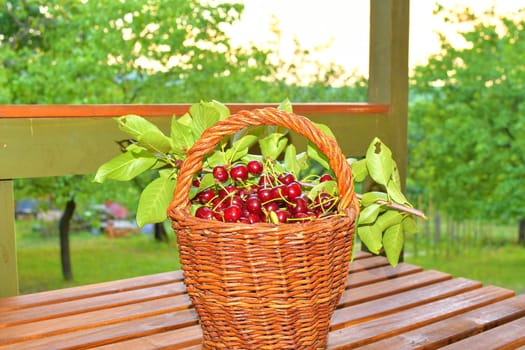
[354,193,427,219]
[298,181,425,219]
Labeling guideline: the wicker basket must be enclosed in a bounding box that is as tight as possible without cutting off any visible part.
[168,107,359,350]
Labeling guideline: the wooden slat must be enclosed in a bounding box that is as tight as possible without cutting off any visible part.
[326,286,515,349]
[0,294,195,346]
[338,269,453,309]
[347,255,390,272]
[332,277,480,330]
[0,270,183,312]
[92,325,204,350]
[440,312,525,350]
[354,294,525,349]
[0,255,409,347]
[0,280,187,327]
[0,254,520,350]
[343,262,422,289]
[90,279,500,350]
[0,103,389,118]
[0,310,198,350]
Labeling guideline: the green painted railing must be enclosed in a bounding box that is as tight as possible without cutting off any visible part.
[0,0,408,297]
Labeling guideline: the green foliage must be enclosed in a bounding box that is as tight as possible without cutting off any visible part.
[0,0,366,104]
[3,0,366,216]
[350,139,421,266]
[409,6,525,223]
[95,101,421,266]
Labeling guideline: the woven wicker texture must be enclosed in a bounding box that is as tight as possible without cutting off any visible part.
[168,108,358,349]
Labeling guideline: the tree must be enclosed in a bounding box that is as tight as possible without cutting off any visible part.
[1,0,279,103]
[3,0,368,280]
[409,5,525,244]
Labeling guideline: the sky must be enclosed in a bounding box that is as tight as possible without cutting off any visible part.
[225,0,525,77]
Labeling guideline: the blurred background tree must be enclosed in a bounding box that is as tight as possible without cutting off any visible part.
[1,0,366,280]
[409,5,525,244]
[0,0,365,104]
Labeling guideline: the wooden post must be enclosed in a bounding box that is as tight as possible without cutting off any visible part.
[369,0,410,188]
[0,180,19,296]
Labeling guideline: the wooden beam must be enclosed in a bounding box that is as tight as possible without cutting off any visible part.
[0,104,389,180]
[0,180,18,297]
[0,103,389,118]
[369,0,410,189]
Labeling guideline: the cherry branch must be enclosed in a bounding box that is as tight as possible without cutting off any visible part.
[354,193,427,219]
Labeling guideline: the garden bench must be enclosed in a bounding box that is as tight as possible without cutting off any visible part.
[1,251,524,349]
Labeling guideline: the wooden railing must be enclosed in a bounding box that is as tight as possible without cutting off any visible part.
[0,103,392,297]
[0,0,409,297]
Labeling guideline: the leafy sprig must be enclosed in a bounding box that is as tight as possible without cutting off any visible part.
[94,100,424,266]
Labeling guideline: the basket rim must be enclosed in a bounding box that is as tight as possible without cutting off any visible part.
[170,205,358,234]
[168,107,360,217]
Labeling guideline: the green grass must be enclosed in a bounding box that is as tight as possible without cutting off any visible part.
[15,219,525,296]
[404,227,525,295]
[16,221,180,294]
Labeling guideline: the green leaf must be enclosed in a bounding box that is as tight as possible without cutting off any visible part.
[357,225,382,254]
[376,210,404,232]
[189,101,228,139]
[137,129,172,154]
[386,179,410,205]
[402,216,419,235]
[383,223,404,267]
[158,168,176,178]
[93,151,157,183]
[209,100,231,120]
[349,158,368,182]
[308,180,338,200]
[295,151,310,173]
[358,203,382,225]
[226,134,258,163]
[205,150,227,168]
[284,144,300,175]
[259,133,288,159]
[360,191,388,206]
[115,114,163,139]
[197,173,216,192]
[314,122,336,139]
[177,113,193,126]
[307,143,330,169]
[126,143,147,155]
[136,175,177,227]
[277,98,293,112]
[170,116,196,156]
[366,137,394,186]
[390,159,402,188]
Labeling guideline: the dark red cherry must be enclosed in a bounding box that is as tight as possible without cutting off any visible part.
[230,164,249,181]
[246,195,262,214]
[278,172,295,185]
[275,209,290,223]
[286,181,302,200]
[213,165,229,182]
[320,174,334,183]
[247,160,264,175]
[195,206,214,220]
[224,205,242,222]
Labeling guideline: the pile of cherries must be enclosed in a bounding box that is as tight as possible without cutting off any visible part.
[192,160,339,224]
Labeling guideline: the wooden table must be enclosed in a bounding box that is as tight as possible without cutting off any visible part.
[1,251,524,349]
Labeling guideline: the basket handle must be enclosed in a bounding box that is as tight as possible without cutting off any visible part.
[168,107,358,214]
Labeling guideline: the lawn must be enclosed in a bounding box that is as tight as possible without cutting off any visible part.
[16,220,180,294]
[404,244,525,295]
[15,219,525,296]
[403,223,525,295]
